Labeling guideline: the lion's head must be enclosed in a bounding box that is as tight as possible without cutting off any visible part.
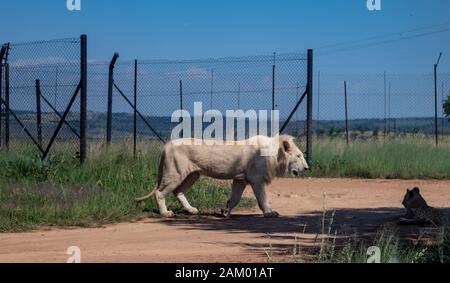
[402,187,429,209]
[277,135,309,177]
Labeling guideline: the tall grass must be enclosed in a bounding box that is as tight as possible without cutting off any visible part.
[0,144,254,232]
[265,195,450,264]
[267,226,450,263]
[306,137,450,179]
[331,226,450,263]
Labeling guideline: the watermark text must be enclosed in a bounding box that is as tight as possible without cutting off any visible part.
[67,0,81,11]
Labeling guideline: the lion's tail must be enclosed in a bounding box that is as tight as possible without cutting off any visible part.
[135,186,158,202]
[135,148,165,203]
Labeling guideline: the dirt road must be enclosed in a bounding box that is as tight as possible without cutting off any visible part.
[1,178,449,263]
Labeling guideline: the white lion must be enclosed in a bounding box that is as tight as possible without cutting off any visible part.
[136,135,309,218]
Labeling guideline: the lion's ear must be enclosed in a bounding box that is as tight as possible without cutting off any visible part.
[282,140,291,153]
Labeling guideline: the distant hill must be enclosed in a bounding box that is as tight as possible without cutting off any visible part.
[2,111,449,143]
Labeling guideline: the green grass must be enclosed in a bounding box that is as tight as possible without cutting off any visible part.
[324,226,450,264]
[305,137,450,179]
[266,198,450,264]
[2,136,450,234]
[0,145,255,233]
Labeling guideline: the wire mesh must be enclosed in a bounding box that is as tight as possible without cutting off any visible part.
[315,72,450,142]
[105,53,309,151]
[1,37,81,157]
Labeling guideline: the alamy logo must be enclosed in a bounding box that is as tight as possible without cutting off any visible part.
[170,102,280,157]
[66,246,81,263]
[367,0,381,11]
[67,0,81,11]
[367,246,381,263]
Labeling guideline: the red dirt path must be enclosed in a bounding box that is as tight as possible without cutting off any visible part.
[1,178,449,263]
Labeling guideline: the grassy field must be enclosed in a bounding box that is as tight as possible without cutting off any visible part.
[304,136,450,179]
[1,138,450,263]
[1,136,449,233]
[0,143,254,232]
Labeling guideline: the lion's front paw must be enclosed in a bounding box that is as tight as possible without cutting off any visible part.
[162,211,175,218]
[263,211,280,218]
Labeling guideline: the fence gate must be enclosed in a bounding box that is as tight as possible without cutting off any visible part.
[0,35,87,164]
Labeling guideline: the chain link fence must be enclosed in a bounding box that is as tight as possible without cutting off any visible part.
[1,36,312,161]
[3,34,449,165]
[97,52,310,154]
[315,72,450,143]
[0,36,87,161]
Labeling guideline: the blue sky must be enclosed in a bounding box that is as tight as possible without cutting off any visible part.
[2,0,450,123]
[2,0,450,74]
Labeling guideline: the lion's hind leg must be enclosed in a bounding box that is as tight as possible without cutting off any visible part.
[156,177,187,218]
[155,189,175,218]
[174,173,200,215]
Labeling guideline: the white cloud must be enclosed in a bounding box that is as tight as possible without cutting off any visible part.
[167,67,210,78]
[10,56,78,67]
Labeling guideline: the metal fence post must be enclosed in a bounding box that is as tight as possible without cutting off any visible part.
[133,59,138,158]
[388,82,392,138]
[80,34,87,164]
[180,79,183,120]
[0,72,2,148]
[344,81,349,145]
[434,63,438,145]
[442,82,445,137]
[383,71,387,143]
[434,53,442,146]
[0,64,3,149]
[0,45,5,149]
[306,49,313,164]
[272,53,276,136]
[317,71,320,133]
[5,63,9,150]
[180,80,183,114]
[180,80,183,138]
[106,53,119,146]
[35,79,42,148]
